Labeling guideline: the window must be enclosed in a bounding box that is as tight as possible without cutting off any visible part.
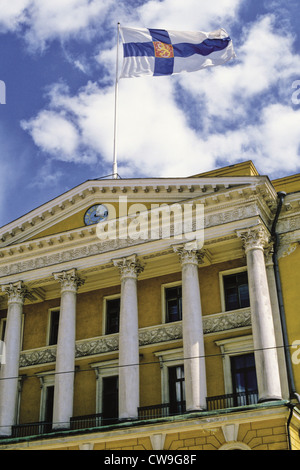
[105,298,120,334]
[48,309,60,345]
[91,359,119,422]
[165,285,182,323]
[223,271,250,311]
[102,376,118,425]
[0,318,6,342]
[44,385,55,425]
[168,365,186,414]
[231,354,258,405]
[37,371,55,428]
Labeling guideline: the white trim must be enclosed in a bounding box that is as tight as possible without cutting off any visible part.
[219,442,251,450]
[219,266,248,312]
[161,281,182,324]
[102,294,120,336]
[46,307,60,346]
[215,335,254,395]
[154,348,183,404]
[36,370,55,422]
[90,359,119,414]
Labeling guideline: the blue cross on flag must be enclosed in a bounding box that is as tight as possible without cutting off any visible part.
[120,27,235,78]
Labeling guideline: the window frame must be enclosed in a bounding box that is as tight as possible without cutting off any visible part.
[215,336,254,396]
[47,308,60,346]
[37,370,55,423]
[154,348,184,406]
[102,294,120,336]
[219,267,249,312]
[161,281,182,324]
[91,359,119,416]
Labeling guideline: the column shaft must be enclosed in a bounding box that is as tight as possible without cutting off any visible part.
[0,282,28,436]
[174,245,207,411]
[52,269,84,429]
[113,255,143,420]
[238,226,282,401]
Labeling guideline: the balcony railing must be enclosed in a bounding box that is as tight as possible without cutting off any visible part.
[138,401,186,420]
[206,390,259,411]
[70,413,103,430]
[11,421,52,438]
[10,391,259,439]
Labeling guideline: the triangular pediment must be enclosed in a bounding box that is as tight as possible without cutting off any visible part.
[0,175,276,249]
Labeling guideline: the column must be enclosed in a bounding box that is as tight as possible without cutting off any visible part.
[173,244,207,411]
[113,254,144,420]
[0,281,28,436]
[52,269,84,430]
[264,245,289,399]
[237,225,282,402]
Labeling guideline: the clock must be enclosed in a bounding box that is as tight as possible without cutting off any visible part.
[84,204,108,226]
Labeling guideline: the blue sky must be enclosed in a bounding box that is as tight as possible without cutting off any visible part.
[0,0,300,227]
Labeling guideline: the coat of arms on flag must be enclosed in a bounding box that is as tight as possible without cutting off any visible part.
[119,26,235,78]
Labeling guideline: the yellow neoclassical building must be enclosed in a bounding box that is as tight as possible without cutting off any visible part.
[0,160,300,451]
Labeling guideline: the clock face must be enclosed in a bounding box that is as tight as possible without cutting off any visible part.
[84,204,108,225]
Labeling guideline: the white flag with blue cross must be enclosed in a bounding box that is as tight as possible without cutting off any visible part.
[119,27,235,78]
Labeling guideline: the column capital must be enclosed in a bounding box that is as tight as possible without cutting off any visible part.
[236,224,271,253]
[173,243,205,266]
[1,281,29,304]
[113,254,144,280]
[53,268,85,293]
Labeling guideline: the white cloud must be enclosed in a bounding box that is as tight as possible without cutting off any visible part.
[15,1,300,180]
[0,0,30,32]
[177,15,300,120]
[0,0,115,50]
[136,0,241,30]
[21,110,80,160]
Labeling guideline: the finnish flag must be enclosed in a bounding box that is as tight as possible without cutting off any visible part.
[120,27,235,78]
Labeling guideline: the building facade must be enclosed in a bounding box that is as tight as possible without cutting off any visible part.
[0,160,299,450]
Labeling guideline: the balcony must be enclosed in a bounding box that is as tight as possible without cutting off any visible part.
[9,391,259,440]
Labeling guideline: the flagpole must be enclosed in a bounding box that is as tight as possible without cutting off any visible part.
[112,22,120,179]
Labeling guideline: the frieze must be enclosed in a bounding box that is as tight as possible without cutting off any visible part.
[19,308,251,368]
[0,201,269,278]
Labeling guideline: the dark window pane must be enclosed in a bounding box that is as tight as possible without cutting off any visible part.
[106,298,120,334]
[231,353,258,405]
[165,286,182,322]
[102,376,118,424]
[49,310,60,345]
[44,386,54,423]
[224,272,250,311]
[169,365,185,414]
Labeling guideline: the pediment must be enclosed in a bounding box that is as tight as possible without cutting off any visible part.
[0,175,276,249]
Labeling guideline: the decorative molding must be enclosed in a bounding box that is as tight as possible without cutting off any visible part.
[53,268,85,293]
[112,254,144,280]
[172,243,205,266]
[19,308,251,368]
[1,281,30,304]
[237,224,271,253]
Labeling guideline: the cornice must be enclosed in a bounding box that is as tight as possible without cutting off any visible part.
[0,176,274,247]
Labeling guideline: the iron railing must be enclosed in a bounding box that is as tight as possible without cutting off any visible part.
[10,392,259,439]
[138,402,186,420]
[206,390,259,411]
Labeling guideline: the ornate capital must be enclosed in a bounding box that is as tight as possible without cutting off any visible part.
[53,268,85,293]
[237,225,271,254]
[1,281,29,305]
[113,254,144,280]
[173,243,205,266]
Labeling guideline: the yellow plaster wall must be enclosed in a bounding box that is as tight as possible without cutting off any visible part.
[277,245,300,393]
